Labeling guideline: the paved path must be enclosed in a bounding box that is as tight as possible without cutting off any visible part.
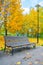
[0,46,43,65]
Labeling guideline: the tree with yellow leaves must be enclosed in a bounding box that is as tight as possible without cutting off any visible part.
[6,0,23,35]
[0,0,23,35]
[22,8,38,37]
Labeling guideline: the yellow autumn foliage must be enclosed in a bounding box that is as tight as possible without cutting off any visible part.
[6,0,23,33]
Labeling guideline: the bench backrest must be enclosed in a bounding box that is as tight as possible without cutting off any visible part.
[4,36,29,47]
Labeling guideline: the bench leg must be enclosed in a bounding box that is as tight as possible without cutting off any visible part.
[11,48,14,55]
[4,47,6,52]
[33,45,36,48]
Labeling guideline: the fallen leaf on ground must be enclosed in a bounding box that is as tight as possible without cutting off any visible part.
[28,62,33,65]
[34,61,39,64]
[23,55,32,60]
[26,55,32,59]
[16,61,21,65]
[26,52,30,55]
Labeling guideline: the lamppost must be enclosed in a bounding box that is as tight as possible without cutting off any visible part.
[35,4,40,43]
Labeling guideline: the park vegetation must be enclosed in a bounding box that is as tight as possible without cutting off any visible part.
[0,0,43,49]
[0,0,43,38]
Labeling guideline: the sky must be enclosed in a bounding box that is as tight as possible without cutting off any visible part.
[21,0,43,14]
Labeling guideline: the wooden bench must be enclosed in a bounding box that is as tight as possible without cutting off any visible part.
[4,36,36,55]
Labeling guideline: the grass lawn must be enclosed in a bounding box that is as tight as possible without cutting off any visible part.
[0,36,43,50]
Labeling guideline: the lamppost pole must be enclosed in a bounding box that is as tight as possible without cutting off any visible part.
[36,4,40,43]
